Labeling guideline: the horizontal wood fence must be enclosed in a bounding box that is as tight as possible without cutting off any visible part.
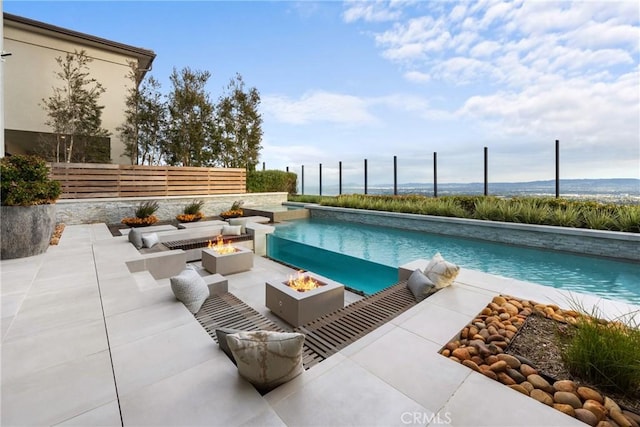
[49,163,246,199]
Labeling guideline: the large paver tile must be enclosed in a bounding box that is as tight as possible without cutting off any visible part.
[111,321,218,395]
[2,315,14,340]
[119,358,268,426]
[440,371,585,427]
[271,359,428,426]
[239,408,286,427]
[99,274,176,317]
[0,268,37,295]
[351,326,470,412]
[105,299,194,348]
[398,302,472,346]
[4,285,103,341]
[1,292,25,318]
[426,284,495,317]
[2,319,108,385]
[54,400,121,427]
[1,350,117,426]
[29,271,98,296]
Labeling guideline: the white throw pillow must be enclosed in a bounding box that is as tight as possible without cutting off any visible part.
[170,269,210,314]
[227,218,246,234]
[142,232,159,248]
[407,269,436,302]
[222,224,242,236]
[424,252,460,289]
[128,227,144,249]
[226,330,304,393]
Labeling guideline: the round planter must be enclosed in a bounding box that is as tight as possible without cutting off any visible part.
[1,204,56,260]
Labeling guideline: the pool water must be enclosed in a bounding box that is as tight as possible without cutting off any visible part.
[268,218,640,304]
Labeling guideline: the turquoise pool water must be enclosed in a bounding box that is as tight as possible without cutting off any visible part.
[267,218,640,304]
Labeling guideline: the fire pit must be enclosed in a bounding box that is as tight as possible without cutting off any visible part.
[266,271,344,327]
[201,237,253,275]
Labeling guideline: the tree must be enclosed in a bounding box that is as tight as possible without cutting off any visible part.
[215,73,263,170]
[118,62,167,165]
[165,67,217,166]
[40,50,110,163]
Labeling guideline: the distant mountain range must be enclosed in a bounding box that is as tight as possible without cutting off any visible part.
[304,179,640,202]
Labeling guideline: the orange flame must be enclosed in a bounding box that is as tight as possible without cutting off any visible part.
[287,271,321,292]
[207,235,236,254]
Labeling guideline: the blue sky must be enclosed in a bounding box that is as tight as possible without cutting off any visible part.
[4,0,639,187]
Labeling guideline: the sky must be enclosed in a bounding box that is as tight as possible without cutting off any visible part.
[4,0,640,187]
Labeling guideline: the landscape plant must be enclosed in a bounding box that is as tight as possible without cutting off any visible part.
[287,194,638,233]
[121,200,159,227]
[0,155,61,206]
[219,200,244,218]
[562,303,640,396]
[176,199,205,222]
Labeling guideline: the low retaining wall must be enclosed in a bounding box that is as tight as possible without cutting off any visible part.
[307,205,640,262]
[54,193,288,225]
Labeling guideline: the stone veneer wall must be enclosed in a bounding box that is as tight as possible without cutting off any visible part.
[54,192,288,225]
[307,205,640,262]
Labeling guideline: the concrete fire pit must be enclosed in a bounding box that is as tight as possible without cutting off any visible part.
[266,272,344,327]
[201,245,253,275]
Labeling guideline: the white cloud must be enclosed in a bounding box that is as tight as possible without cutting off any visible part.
[342,0,403,23]
[469,40,501,58]
[262,91,377,125]
[403,70,430,83]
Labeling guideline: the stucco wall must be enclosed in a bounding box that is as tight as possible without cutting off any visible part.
[4,24,138,163]
[54,193,288,225]
[307,205,640,262]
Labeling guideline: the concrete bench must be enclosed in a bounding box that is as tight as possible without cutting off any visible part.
[246,222,275,256]
[126,249,187,280]
[177,220,228,230]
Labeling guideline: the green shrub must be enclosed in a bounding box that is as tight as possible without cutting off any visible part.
[183,199,204,215]
[135,201,159,219]
[516,200,551,224]
[0,155,62,206]
[562,305,640,395]
[473,197,503,221]
[581,208,614,230]
[247,170,297,194]
[612,205,640,233]
[549,206,581,227]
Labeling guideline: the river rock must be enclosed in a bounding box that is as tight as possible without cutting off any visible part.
[492,296,507,305]
[595,422,614,427]
[623,410,640,425]
[553,380,577,393]
[609,409,633,427]
[490,360,508,372]
[577,386,603,404]
[527,374,554,393]
[441,349,451,357]
[520,381,534,393]
[485,355,499,365]
[497,354,521,369]
[479,366,498,381]
[497,372,516,386]
[452,347,471,361]
[553,403,576,417]
[530,389,554,406]
[505,368,526,384]
[603,396,621,413]
[462,359,480,372]
[575,408,599,427]
[554,391,582,409]
[583,400,607,422]
[509,384,529,396]
[520,364,537,377]
[445,341,459,351]
[503,302,519,316]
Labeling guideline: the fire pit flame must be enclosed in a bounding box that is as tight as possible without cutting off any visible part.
[287,271,322,292]
[207,235,236,255]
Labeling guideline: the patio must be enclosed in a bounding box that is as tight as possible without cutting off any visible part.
[2,223,637,426]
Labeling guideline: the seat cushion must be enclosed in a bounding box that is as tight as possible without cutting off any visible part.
[215,327,242,364]
[170,269,210,314]
[142,232,159,248]
[128,227,144,249]
[226,330,304,393]
[407,269,436,302]
[222,224,242,236]
[424,252,460,289]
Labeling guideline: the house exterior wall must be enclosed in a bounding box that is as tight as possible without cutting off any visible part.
[3,15,153,164]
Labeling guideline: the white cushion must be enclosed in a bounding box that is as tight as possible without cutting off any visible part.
[170,269,210,314]
[142,232,159,248]
[227,218,246,234]
[128,227,143,249]
[424,252,460,289]
[407,269,436,302]
[226,331,304,393]
[222,224,242,236]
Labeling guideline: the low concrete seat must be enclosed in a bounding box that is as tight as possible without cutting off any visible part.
[125,249,187,280]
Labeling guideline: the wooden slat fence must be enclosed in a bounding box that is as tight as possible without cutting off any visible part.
[49,163,246,199]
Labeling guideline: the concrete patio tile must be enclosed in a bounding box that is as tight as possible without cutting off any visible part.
[350,326,471,412]
[4,285,103,341]
[426,284,495,317]
[35,255,97,280]
[105,300,195,348]
[2,319,108,385]
[1,269,36,295]
[440,371,585,427]
[119,358,269,427]
[111,321,218,395]
[29,271,98,296]
[339,320,396,357]
[100,280,177,318]
[238,408,286,427]
[271,359,429,426]
[1,350,117,427]
[2,315,14,340]
[398,303,471,346]
[455,268,513,294]
[54,400,121,427]
[1,292,25,318]
[0,253,45,273]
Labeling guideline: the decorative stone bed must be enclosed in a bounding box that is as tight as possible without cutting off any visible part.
[440,295,640,427]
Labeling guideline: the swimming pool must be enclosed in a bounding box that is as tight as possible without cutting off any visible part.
[267,218,640,304]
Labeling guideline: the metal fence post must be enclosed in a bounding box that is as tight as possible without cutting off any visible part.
[364,158,368,195]
[393,155,398,196]
[319,163,322,196]
[433,152,438,198]
[555,139,560,199]
[339,161,342,195]
[301,165,305,195]
[484,146,488,196]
